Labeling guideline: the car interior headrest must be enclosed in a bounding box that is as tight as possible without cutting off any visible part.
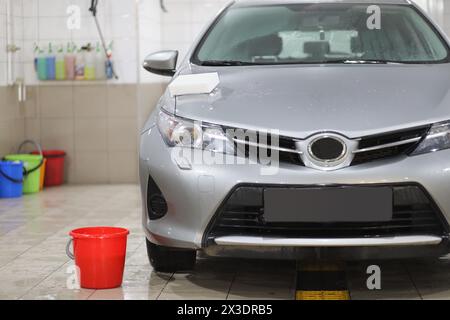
[303,41,330,57]
[351,36,362,53]
[247,34,283,57]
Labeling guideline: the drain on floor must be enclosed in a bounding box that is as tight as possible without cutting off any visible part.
[295,261,350,300]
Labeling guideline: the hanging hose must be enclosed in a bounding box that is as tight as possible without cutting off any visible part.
[89,0,119,80]
[160,0,168,13]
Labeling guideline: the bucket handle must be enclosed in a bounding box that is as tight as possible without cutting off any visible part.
[18,139,43,156]
[23,159,44,177]
[66,238,75,260]
[0,168,23,184]
[17,140,44,177]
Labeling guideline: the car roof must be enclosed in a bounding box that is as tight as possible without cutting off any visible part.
[232,0,411,8]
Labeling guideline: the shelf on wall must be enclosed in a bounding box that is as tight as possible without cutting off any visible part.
[35,80,116,86]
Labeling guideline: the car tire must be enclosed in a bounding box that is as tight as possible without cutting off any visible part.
[146,238,196,272]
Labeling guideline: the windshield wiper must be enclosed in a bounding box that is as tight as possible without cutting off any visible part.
[199,60,261,66]
[324,59,403,64]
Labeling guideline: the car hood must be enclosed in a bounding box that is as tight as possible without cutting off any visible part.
[174,64,450,139]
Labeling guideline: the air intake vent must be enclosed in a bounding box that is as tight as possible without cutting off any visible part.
[149,194,168,217]
[147,175,168,220]
[204,184,448,246]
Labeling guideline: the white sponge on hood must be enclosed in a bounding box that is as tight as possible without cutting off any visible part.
[168,72,220,97]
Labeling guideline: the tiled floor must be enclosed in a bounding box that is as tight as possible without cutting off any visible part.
[1,184,450,300]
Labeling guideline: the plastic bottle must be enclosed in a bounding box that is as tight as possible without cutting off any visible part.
[46,43,56,80]
[95,42,106,80]
[65,43,76,80]
[55,45,66,80]
[75,48,85,80]
[34,45,46,81]
[84,44,96,80]
[105,41,114,80]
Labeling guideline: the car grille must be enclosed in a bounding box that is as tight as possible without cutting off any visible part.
[228,125,430,167]
[204,184,448,245]
[351,126,430,165]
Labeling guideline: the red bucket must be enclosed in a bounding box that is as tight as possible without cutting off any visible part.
[66,227,129,289]
[32,150,66,187]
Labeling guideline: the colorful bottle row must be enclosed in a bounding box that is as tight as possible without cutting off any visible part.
[34,42,115,81]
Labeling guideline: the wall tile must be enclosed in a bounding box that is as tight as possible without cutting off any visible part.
[74,118,107,151]
[23,85,37,118]
[0,0,6,15]
[137,83,165,129]
[108,15,136,39]
[0,37,6,63]
[22,40,36,62]
[38,17,71,40]
[4,86,20,118]
[73,151,109,184]
[10,118,25,148]
[23,17,38,40]
[11,0,23,17]
[0,63,6,85]
[24,118,40,141]
[71,15,105,41]
[0,120,12,155]
[107,84,137,117]
[37,0,70,17]
[73,85,107,118]
[107,0,136,17]
[23,62,37,85]
[22,0,38,18]
[108,151,138,183]
[40,118,74,151]
[38,86,73,118]
[112,59,138,84]
[107,118,138,152]
[69,0,106,17]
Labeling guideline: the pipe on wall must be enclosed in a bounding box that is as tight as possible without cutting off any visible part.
[5,0,13,85]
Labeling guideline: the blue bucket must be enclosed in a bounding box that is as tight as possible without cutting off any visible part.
[0,161,24,198]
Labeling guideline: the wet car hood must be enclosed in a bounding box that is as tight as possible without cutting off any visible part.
[174,64,450,139]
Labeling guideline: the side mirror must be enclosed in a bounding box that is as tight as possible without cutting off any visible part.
[142,50,178,77]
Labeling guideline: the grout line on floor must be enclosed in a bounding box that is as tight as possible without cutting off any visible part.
[86,289,97,300]
[17,259,72,300]
[156,272,175,300]
[404,261,423,300]
[225,261,240,300]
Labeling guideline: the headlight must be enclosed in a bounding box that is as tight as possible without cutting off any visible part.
[157,110,235,154]
[411,121,450,156]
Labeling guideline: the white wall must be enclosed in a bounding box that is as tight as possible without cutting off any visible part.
[159,0,230,62]
[138,0,162,83]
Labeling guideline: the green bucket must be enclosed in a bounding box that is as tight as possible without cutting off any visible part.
[4,141,44,194]
[4,155,43,194]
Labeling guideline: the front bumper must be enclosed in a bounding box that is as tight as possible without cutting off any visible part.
[139,127,450,258]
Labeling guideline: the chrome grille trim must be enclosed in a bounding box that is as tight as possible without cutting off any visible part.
[352,137,422,154]
[233,138,303,155]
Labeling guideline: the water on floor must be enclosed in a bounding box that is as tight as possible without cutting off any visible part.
[0,185,449,300]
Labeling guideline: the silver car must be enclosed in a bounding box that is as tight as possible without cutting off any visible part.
[140,0,450,272]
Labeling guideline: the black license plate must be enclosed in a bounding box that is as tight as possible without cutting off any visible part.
[264,187,393,223]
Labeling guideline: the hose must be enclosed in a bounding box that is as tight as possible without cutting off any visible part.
[89,0,119,80]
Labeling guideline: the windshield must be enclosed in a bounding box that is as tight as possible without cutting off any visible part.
[193,3,449,65]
